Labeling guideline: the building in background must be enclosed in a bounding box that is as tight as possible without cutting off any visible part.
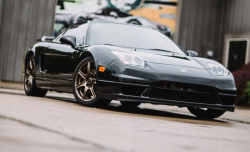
[0,0,2,30]
[175,0,250,71]
[54,0,175,37]
[0,0,250,82]
[130,0,177,33]
[0,0,57,82]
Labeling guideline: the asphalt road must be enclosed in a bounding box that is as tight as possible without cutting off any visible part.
[0,91,250,152]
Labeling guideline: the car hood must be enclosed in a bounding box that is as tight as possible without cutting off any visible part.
[104,45,207,69]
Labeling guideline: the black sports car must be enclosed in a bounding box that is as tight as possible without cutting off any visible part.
[23,21,236,119]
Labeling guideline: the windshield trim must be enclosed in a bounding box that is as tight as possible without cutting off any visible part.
[94,44,183,55]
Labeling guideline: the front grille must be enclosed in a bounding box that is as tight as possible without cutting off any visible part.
[121,85,147,96]
[219,90,237,105]
[144,82,217,104]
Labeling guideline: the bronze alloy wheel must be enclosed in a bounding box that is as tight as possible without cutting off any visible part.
[24,55,47,97]
[24,58,35,91]
[74,60,97,102]
[73,57,111,107]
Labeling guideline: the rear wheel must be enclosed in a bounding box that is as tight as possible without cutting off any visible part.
[187,107,225,119]
[77,16,86,23]
[120,101,141,108]
[128,19,141,25]
[24,55,47,97]
[73,57,111,107]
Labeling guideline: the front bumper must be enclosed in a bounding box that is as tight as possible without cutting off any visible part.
[96,80,236,112]
[96,59,236,112]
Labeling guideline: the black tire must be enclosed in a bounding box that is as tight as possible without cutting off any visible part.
[120,101,141,108]
[24,55,47,97]
[187,107,225,119]
[128,19,141,25]
[77,16,86,23]
[107,0,143,10]
[72,57,111,107]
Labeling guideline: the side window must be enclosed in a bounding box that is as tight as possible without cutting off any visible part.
[63,24,88,45]
[102,10,109,16]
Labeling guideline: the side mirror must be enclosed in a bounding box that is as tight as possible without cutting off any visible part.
[187,50,198,57]
[60,35,77,49]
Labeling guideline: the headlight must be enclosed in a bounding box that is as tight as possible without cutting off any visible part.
[207,64,229,76]
[112,51,145,67]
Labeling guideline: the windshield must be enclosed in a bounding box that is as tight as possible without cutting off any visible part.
[89,23,185,55]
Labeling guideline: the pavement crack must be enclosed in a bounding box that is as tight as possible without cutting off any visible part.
[0,114,123,152]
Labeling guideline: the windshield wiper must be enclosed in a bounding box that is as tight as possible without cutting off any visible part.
[148,48,178,54]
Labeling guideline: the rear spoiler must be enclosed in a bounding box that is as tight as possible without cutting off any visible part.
[41,35,55,41]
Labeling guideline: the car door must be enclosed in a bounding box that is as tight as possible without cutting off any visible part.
[44,23,89,92]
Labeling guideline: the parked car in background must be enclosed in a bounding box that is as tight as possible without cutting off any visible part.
[54,11,76,36]
[55,7,172,37]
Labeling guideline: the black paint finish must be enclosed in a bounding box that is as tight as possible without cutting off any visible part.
[23,21,237,112]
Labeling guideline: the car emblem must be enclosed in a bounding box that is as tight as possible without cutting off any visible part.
[180,69,188,73]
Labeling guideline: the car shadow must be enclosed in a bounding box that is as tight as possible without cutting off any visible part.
[105,102,230,126]
[45,95,231,126]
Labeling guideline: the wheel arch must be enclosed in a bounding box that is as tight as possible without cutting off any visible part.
[78,51,95,64]
[78,50,104,79]
[77,46,117,79]
[23,50,35,77]
[24,51,34,68]
[23,41,43,74]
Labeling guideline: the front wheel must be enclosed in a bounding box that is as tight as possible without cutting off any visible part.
[187,107,225,119]
[72,57,111,107]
